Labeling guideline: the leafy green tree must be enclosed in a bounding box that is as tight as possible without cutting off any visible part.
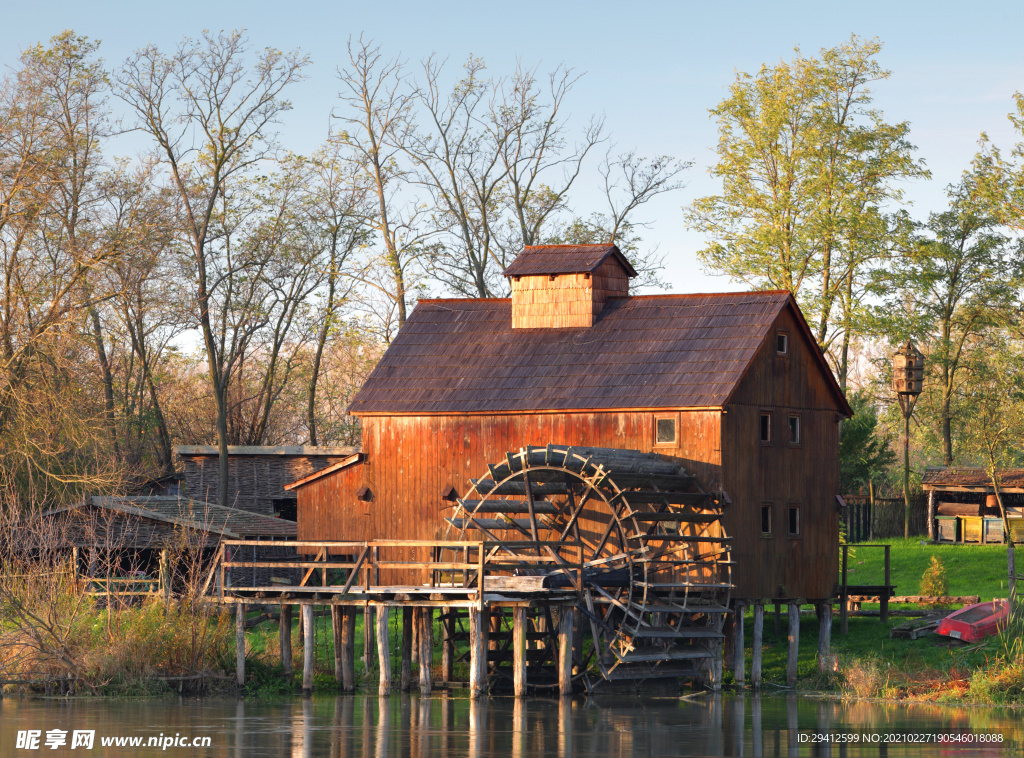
[839,391,896,492]
[687,36,927,390]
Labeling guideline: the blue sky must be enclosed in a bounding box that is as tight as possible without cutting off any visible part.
[4,1,1024,292]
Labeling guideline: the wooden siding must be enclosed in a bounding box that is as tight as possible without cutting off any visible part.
[720,304,842,600]
[510,259,629,329]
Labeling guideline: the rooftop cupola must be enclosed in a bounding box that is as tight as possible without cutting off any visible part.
[503,244,637,328]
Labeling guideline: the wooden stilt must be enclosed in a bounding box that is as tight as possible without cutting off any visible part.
[332,605,343,686]
[341,608,356,692]
[786,603,799,687]
[774,603,781,636]
[469,608,487,699]
[513,605,527,698]
[401,607,413,691]
[302,604,315,696]
[733,601,745,686]
[817,602,833,672]
[363,606,376,670]
[558,606,573,697]
[442,612,454,683]
[377,605,392,696]
[752,603,763,689]
[419,607,433,695]
[280,604,292,678]
[236,602,246,687]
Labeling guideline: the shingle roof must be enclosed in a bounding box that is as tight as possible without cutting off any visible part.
[348,292,795,414]
[78,496,297,538]
[923,468,1024,491]
[502,244,638,278]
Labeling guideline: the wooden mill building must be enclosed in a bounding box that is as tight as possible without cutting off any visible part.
[290,244,852,605]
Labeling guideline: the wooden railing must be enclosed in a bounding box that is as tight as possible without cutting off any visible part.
[204,539,584,610]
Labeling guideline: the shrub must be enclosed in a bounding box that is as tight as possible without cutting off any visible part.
[920,555,948,604]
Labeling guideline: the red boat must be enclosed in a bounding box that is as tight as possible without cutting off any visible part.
[935,599,1010,643]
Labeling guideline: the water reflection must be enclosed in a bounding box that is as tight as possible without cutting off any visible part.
[1,691,1022,757]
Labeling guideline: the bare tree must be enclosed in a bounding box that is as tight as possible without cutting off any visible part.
[117,30,308,506]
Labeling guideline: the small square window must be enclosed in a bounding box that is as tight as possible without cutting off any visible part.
[788,505,800,537]
[761,504,773,536]
[788,415,801,445]
[760,413,771,443]
[777,333,788,354]
[655,417,677,445]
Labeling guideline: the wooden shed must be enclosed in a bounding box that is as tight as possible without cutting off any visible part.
[923,467,1024,543]
[289,244,851,605]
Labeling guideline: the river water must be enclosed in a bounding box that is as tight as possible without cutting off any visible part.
[1,691,1021,756]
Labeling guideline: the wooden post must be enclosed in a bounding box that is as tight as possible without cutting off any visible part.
[341,608,356,692]
[469,607,487,699]
[280,604,293,678]
[401,607,414,691]
[160,549,170,605]
[927,490,936,541]
[411,608,419,665]
[442,612,454,683]
[786,603,799,687]
[377,606,391,696]
[558,606,573,697]
[733,602,745,686]
[332,605,344,686]
[774,603,781,636]
[302,604,314,696]
[363,606,376,670]
[513,605,527,698]
[752,603,763,689]
[817,602,832,673]
[869,479,875,541]
[1009,546,1016,602]
[236,602,246,687]
[419,607,433,695]
[840,544,849,635]
[881,545,891,625]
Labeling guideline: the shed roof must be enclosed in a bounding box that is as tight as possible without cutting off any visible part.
[349,291,847,415]
[46,496,297,538]
[502,244,638,278]
[922,467,1024,493]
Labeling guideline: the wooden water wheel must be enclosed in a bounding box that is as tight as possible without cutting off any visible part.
[442,445,733,687]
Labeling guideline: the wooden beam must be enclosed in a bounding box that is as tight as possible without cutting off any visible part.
[377,606,392,696]
[341,608,355,692]
[787,603,799,687]
[302,604,314,696]
[419,608,433,695]
[279,604,292,678]
[817,602,832,673]
[558,608,573,697]
[733,602,745,686]
[401,607,413,691]
[752,604,763,689]
[513,606,527,698]
[236,602,246,687]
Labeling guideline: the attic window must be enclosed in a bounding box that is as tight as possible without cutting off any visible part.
[777,332,789,354]
[788,414,801,445]
[788,504,801,537]
[760,413,771,443]
[654,415,678,446]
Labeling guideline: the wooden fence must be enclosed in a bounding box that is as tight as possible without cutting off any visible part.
[842,492,929,541]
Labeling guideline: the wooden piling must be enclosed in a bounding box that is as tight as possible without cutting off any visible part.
[332,605,344,686]
[442,612,454,683]
[302,604,314,696]
[751,603,763,689]
[401,607,414,691]
[377,605,392,696]
[341,608,356,692]
[774,602,781,636]
[786,603,799,687]
[558,606,573,697]
[469,608,487,699]
[419,607,433,695]
[363,606,376,670]
[817,602,832,673]
[280,604,292,678]
[236,602,246,687]
[513,605,527,698]
[733,601,745,686]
